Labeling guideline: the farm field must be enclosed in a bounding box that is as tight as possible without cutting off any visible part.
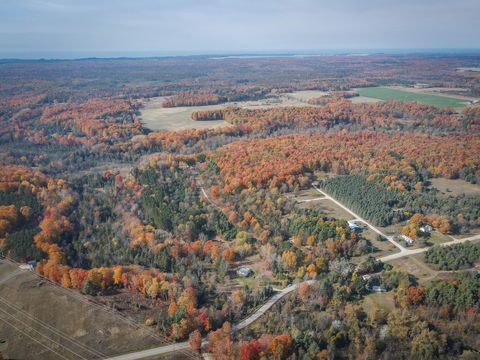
[430,178,480,197]
[0,261,192,360]
[283,90,329,101]
[139,90,327,131]
[356,87,471,108]
[139,97,231,131]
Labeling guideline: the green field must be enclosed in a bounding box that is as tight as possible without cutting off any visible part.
[356,87,469,108]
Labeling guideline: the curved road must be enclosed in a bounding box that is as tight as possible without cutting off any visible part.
[103,280,315,360]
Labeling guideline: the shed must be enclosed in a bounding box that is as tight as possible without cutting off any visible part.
[236,267,253,277]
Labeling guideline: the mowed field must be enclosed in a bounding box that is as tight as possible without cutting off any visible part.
[430,178,480,197]
[356,87,471,108]
[0,260,195,360]
[139,98,231,131]
[139,91,327,131]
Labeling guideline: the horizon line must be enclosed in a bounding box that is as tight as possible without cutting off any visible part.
[1,48,480,61]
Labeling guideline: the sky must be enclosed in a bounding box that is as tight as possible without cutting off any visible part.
[0,0,479,58]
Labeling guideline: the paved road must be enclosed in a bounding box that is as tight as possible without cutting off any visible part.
[379,233,480,262]
[312,185,406,252]
[103,280,315,360]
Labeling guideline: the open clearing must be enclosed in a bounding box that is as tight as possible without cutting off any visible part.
[350,96,382,104]
[361,228,398,257]
[297,198,353,220]
[362,292,395,314]
[356,87,471,108]
[389,252,479,285]
[430,178,480,197]
[294,188,325,201]
[389,255,437,284]
[139,90,327,131]
[139,98,231,131]
[0,261,194,360]
[283,90,329,101]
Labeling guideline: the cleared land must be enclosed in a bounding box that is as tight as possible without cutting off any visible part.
[430,178,480,197]
[0,261,195,360]
[356,87,471,108]
[350,96,382,104]
[297,198,353,220]
[294,188,326,201]
[139,91,327,131]
[389,255,437,284]
[361,228,398,257]
[283,90,329,102]
[362,292,395,314]
[139,98,230,131]
[389,252,479,285]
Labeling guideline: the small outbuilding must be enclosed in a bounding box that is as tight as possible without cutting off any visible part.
[236,267,253,277]
[401,234,414,245]
[19,263,34,271]
[348,221,361,232]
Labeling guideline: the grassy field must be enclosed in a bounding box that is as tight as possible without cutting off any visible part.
[361,228,399,256]
[139,90,328,131]
[284,90,329,102]
[430,178,480,197]
[139,97,231,131]
[0,261,194,360]
[356,87,469,108]
[294,188,325,201]
[362,292,395,314]
[298,198,353,220]
[389,255,437,284]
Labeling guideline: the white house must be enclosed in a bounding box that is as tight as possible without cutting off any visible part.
[371,285,386,293]
[419,225,433,233]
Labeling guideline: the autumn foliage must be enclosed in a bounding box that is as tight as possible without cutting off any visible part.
[214,131,480,192]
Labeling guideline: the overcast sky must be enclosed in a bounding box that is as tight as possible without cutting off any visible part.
[1,0,479,58]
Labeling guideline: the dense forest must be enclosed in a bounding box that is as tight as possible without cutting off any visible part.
[425,242,480,270]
